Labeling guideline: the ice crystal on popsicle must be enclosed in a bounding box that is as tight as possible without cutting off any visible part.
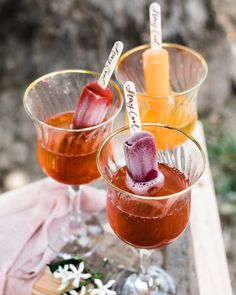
[125,170,164,196]
[123,131,164,195]
[72,82,112,129]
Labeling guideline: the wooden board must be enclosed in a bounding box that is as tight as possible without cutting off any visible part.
[190,123,233,295]
[32,227,198,295]
[32,268,60,295]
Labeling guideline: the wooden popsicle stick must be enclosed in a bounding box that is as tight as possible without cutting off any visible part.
[98,41,124,89]
[150,3,162,49]
[123,81,142,134]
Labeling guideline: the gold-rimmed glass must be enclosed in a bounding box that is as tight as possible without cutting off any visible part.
[97,123,205,295]
[115,43,208,146]
[23,69,123,257]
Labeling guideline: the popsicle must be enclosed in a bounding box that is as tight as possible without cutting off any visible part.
[72,41,123,129]
[142,3,170,97]
[72,82,112,128]
[123,81,164,195]
[124,131,158,182]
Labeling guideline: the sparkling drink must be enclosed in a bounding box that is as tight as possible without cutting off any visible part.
[107,164,190,249]
[97,124,205,295]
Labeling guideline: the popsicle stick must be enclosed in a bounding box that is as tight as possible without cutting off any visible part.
[150,3,162,49]
[98,41,124,89]
[123,81,142,134]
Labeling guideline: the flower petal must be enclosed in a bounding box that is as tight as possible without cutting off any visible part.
[80,285,87,295]
[58,281,69,292]
[105,280,115,289]
[72,276,81,288]
[66,272,76,281]
[65,264,69,271]
[81,273,92,279]
[79,261,85,272]
[69,264,78,273]
[53,271,62,279]
[94,279,103,289]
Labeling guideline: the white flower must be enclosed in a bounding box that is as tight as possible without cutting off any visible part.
[53,265,72,291]
[68,262,92,288]
[90,279,116,295]
[54,265,70,281]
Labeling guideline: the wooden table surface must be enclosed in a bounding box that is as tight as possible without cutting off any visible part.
[33,122,233,295]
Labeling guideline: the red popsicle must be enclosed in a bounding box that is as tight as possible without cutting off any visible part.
[72,41,124,129]
[72,82,113,129]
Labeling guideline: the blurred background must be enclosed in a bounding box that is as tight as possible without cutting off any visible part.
[0,0,236,291]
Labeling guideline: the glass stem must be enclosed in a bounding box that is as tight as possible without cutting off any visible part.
[139,249,151,282]
[68,185,83,226]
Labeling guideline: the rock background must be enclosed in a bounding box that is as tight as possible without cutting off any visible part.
[0,0,236,187]
[0,0,235,187]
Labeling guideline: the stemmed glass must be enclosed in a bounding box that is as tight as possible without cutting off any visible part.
[97,123,205,295]
[115,43,208,146]
[23,69,123,257]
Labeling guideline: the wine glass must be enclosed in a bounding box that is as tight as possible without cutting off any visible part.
[115,43,208,146]
[23,69,123,257]
[97,123,205,294]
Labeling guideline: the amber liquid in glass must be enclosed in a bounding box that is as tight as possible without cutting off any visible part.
[37,112,102,185]
[136,94,197,147]
[107,164,190,249]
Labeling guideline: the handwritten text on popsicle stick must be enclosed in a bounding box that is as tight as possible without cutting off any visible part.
[98,41,124,89]
[150,3,162,49]
[124,81,142,133]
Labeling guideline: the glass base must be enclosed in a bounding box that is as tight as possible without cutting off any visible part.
[118,266,176,295]
[49,214,104,258]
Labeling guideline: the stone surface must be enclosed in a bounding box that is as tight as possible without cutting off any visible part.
[0,0,234,171]
[0,0,235,198]
[0,0,235,112]
[1,0,236,186]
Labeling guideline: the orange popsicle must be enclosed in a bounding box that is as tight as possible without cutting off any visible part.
[139,3,196,147]
[142,48,170,97]
[143,3,170,97]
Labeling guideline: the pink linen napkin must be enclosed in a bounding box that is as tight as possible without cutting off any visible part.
[0,178,106,295]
